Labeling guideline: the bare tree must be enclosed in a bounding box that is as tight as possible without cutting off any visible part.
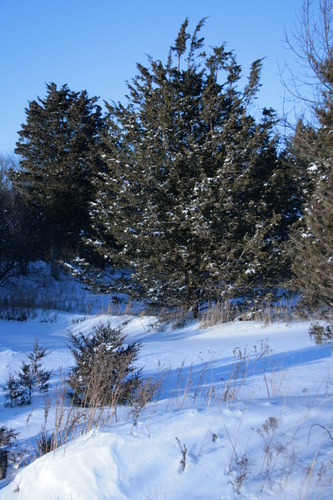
[282,0,333,122]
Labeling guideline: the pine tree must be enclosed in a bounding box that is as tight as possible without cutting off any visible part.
[3,340,51,406]
[18,361,35,405]
[3,372,24,408]
[67,323,142,406]
[88,20,300,311]
[13,83,105,275]
[0,156,38,284]
[288,0,333,326]
[291,102,333,320]
[27,339,51,393]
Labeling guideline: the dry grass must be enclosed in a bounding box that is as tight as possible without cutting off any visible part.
[1,272,332,497]
[148,345,333,498]
[6,334,333,499]
[200,299,299,328]
[30,365,160,461]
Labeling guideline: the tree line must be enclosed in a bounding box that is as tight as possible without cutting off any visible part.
[1,2,332,317]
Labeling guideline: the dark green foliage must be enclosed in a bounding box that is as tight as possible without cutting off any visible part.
[27,339,51,393]
[3,372,24,408]
[291,170,333,318]
[18,361,35,405]
[0,155,38,285]
[3,339,51,406]
[67,323,142,406]
[13,83,105,274]
[18,339,51,405]
[87,19,301,309]
[289,3,333,322]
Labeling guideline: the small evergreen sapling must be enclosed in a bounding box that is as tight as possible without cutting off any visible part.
[3,371,24,408]
[18,361,35,405]
[3,339,51,406]
[27,339,51,393]
[67,323,143,407]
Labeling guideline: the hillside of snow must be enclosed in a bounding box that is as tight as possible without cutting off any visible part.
[0,308,332,499]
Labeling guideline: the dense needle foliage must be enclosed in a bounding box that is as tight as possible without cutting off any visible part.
[88,19,303,310]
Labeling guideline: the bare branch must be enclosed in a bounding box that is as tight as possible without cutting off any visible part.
[281,0,333,122]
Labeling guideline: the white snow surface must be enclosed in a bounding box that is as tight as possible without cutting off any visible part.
[0,312,332,499]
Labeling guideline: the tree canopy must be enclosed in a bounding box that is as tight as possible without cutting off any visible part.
[13,83,105,273]
[86,19,302,310]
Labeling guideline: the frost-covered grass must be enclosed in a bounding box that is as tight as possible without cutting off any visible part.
[0,310,333,499]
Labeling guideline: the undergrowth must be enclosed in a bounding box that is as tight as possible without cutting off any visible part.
[6,337,331,499]
[1,269,332,497]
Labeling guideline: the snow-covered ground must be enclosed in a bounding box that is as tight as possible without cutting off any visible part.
[0,310,332,499]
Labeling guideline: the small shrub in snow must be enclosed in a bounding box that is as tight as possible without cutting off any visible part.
[18,339,51,405]
[36,433,53,457]
[26,339,51,392]
[3,339,51,406]
[234,454,250,494]
[309,323,333,344]
[67,322,143,407]
[3,371,25,407]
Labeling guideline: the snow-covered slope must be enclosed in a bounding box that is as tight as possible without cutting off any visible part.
[0,314,332,499]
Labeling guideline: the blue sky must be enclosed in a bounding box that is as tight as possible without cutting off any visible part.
[1,0,304,153]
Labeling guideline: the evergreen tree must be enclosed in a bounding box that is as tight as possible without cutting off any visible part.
[3,340,51,406]
[291,91,333,320]
[13,83,105,275]
[67,323,142,406]
[287,0,333,326]
[88,20,301,311]
[27,339,51,393]
[0,156,38,284]
[3,372,24,408]
[18,361,35,405]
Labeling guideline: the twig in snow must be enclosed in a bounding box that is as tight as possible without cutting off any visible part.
[175,437,187,471]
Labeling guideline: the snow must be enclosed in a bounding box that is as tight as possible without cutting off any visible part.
[308,163,318,172]
[0,310,333,499]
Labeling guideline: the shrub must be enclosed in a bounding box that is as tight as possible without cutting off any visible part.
[67,323,143,407]
[3,371,25,408]
[3,339,51,406]
[309,323,333,344]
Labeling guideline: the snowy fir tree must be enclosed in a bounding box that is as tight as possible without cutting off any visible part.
[26,339,51,394]
[13,83,105,275]
[67,323,142,407]
[291,84,333,320]
[3,372,24,408]
[87,19,302,311]
[287,0,333,325]
[3,340,51,406]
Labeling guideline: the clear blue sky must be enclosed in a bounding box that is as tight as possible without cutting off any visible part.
[1,0,304,153]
